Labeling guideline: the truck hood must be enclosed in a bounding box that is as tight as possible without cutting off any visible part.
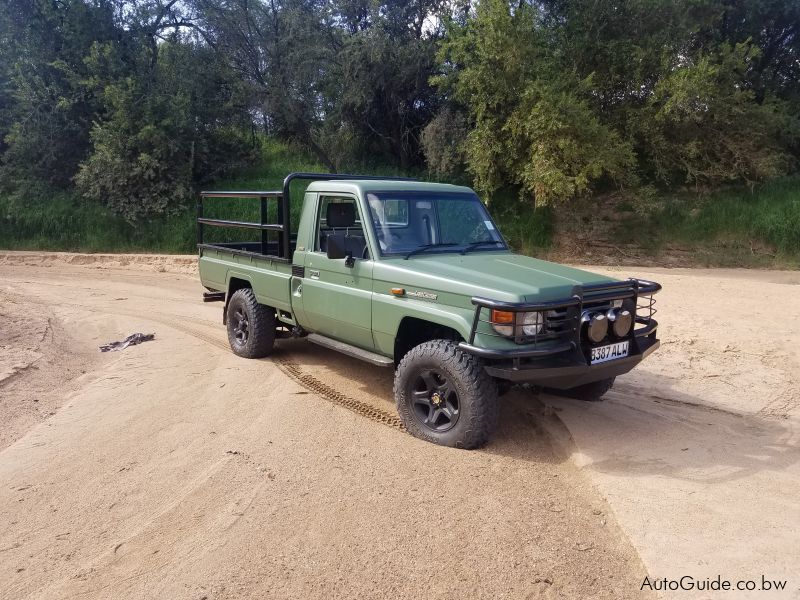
[374,251,617,303]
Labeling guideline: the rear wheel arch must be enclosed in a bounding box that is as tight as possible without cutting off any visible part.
[224,276,253,324]
[393,316,463,365]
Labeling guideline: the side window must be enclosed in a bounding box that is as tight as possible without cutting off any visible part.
[315,196,370,259]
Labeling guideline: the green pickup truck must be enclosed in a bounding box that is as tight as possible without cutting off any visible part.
[198,173,661,449]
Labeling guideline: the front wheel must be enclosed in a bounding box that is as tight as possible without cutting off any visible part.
[394,340,498,449]
[226,288,276,358]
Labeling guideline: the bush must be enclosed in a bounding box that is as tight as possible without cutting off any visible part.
[421,108,469,179]
[639,43,799,186]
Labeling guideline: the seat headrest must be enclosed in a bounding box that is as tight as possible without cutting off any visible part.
[327,202,356,228]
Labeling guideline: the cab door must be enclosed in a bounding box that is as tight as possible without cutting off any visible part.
[302,194,375,349]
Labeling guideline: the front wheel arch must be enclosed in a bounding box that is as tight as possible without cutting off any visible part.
[393,316,463,365]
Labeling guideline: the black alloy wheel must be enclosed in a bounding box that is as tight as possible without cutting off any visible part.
[410,369,460,432]
[394,339,498,449]
[231,307,250,347]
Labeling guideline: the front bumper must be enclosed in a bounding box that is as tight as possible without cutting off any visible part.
[457,278,661,389]
[467,333,659,388]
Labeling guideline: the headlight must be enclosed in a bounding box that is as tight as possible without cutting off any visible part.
[491,310,545,338]
[521,311,544,336]
[490,309,514,337]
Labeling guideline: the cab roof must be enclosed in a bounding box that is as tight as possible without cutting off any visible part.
[305,179,475,196]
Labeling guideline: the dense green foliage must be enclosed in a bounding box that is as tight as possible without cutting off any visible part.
[1,0,117,189]
[193,0,443,170]
[433,0,800,203]
[76,42,255,220]
[434,0,637,204]
[0,0,798,261]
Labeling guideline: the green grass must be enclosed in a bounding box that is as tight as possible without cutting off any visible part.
[0,186,196,253]
[613,176,800,266]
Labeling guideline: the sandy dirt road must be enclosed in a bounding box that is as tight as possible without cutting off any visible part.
[0,252,799,599]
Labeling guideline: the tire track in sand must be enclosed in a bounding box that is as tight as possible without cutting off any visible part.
[272,356,404,431]
[164,316,405,429]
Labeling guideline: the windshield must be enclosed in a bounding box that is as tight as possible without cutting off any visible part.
[365,191,506,257]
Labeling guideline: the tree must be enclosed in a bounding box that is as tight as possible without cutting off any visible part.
[435,0,636,204]
[193,0,446,170]
[642,42,798,186]
[323,4,442,169]
[192,0,338,169]
[76,38,255,220]
[0,0,119,190]
[433,0,799,197]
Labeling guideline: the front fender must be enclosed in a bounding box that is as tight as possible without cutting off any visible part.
[371,291,475,355]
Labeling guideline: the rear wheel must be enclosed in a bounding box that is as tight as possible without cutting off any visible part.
[548,377,615,402]
[226,288,276,358]
[394,340,497,449]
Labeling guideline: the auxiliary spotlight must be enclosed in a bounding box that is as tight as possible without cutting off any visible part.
[582,311,608,343]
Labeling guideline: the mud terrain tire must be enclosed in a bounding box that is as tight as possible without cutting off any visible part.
[226,288,276,359]
[394,340,498,449]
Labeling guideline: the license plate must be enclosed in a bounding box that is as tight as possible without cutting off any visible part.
[590,341,629,364]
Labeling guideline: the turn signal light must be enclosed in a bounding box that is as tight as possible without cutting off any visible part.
[390,287,405,296]
[491,309,514,324]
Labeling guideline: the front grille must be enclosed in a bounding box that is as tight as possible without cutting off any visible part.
[543,307,574,335]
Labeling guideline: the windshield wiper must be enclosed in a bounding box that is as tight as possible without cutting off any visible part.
[460,240,503,255]
[404,243,459,260]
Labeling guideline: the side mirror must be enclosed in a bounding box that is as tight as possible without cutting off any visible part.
[326,233,354,267]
